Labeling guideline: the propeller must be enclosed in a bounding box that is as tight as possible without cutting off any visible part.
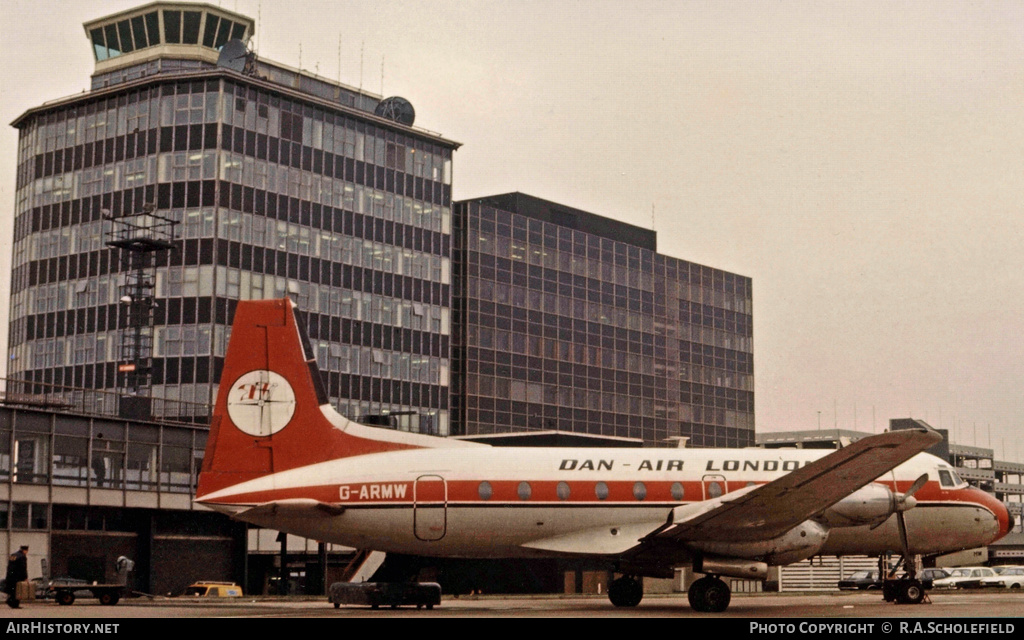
[869,473,928,531]
[893,473,928,560]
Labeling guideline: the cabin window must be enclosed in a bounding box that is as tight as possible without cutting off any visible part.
[671,482,685,501]
[595,481,609,501]
[707,481,723,498]
[517,481,531,500]
[556,481,570,501]
[633,482,646,501]
[477,481,492,501]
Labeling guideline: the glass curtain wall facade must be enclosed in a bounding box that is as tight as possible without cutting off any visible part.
[8,8,457,435]
[452,194,754,448]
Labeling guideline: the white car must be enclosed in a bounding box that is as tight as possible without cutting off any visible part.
[980,566,1024,589]
[932,566,997,589]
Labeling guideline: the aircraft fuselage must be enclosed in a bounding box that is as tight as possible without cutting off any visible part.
[199,445,1003,561]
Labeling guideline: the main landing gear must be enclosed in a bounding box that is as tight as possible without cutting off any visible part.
[687,576,731,613]
[608,576,644,607]
[607,574,734,612]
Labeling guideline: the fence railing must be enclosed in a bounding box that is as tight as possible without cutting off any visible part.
[0,378,211,425]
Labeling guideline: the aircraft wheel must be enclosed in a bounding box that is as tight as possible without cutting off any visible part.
[688,576,731,613]
[897,580,924,605]
[608,576,643,607]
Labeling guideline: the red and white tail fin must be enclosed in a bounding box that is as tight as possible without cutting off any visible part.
[196,298,478,499]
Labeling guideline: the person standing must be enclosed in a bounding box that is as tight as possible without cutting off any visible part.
[5,545,28,608]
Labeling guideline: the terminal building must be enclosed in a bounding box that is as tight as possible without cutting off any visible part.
[1,2,755,595]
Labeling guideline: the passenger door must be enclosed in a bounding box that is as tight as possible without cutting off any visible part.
[413,475,447,541]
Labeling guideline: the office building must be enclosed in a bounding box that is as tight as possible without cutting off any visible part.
[452,194,754,447]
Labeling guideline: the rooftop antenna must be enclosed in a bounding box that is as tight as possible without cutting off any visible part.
[252,0,262,59]
[381,54,385,96]
[374,97,415,126]
[359,42,364,94]
[299,43,302,71]
[337,33,342,85]
[216,39,254,74]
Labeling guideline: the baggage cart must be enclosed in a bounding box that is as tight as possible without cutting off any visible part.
[328,581,441,610]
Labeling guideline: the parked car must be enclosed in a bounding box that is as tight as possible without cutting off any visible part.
[980,566,1024,589]
[183,581,243,597]
[932,567,997,589]
[838,570,882,590]
[918,568,950,589]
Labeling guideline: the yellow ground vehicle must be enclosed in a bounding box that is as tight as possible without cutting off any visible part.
[184,581,243,597]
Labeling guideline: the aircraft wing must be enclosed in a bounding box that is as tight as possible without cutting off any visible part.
[643,427,941,544]
[521,428,940,557]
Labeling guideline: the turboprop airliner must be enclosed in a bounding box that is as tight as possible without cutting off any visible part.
[195,299,1012,612]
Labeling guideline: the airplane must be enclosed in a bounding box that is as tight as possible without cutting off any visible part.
[195,298,1013,612]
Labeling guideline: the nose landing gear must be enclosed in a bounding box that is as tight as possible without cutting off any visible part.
[879,555,928,605]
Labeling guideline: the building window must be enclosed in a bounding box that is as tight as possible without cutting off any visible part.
[14,435,49,484]
[11,502,49,530]
[53,436,89,487]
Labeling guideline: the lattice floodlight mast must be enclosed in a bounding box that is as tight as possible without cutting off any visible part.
[105,204,178,410]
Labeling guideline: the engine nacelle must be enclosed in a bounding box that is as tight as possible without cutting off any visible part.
[817,483,899,528]
[696,557,768,581]
[688,519,829,566]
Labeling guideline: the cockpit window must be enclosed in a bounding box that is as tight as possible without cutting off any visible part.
[938,469,954,487]
[938,468,966,487]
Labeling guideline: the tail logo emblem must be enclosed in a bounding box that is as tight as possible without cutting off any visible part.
[227,370,297,437]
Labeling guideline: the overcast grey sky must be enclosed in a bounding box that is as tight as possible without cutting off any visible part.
[1,1,1021,457]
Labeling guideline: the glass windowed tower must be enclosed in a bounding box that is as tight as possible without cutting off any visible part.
[8,2,458,434]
